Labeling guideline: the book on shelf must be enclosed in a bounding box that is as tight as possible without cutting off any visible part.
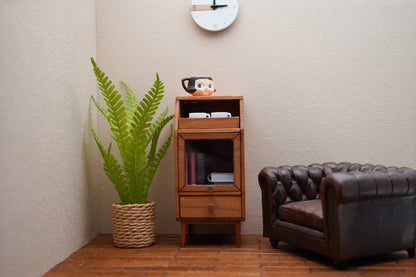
[196,153,205,185]
[185,151,189,185]
[187,152,206,185]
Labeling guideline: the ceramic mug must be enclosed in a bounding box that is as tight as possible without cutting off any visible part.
[181,77,215,96]
[189,112,210,118]
[211,112,232,118]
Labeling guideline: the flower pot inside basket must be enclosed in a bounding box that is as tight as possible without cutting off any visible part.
[112,202,156,248]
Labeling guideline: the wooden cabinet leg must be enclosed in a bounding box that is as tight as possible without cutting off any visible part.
[180,222,187,247]
[234,222,241,247]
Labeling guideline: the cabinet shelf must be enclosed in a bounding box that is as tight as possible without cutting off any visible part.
[178,128,241,134]
[178,116,240,129]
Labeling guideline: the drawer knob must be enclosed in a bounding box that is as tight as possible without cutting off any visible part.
[207,186,214,192]
[208,204,215,211]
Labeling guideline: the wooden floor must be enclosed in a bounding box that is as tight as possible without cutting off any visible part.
[44,234,415,277]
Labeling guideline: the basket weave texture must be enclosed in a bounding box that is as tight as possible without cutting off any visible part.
[112,202,156,248]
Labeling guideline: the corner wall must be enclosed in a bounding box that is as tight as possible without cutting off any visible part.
[1,1,99,276]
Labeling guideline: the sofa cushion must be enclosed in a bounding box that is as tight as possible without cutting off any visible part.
[278,199,323,231]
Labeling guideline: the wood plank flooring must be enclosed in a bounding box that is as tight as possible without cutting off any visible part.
[44,234,415,277]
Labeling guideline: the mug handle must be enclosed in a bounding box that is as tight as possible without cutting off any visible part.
[207,173,213,182]
[181,78,190,91]
[226,112,232,117]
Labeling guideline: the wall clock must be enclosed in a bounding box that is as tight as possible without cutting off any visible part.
[190,0,239,32]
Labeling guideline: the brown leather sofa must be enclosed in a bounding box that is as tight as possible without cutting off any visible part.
[258,162,416,266]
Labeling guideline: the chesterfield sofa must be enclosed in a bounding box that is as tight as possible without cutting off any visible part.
[258,162,415,267]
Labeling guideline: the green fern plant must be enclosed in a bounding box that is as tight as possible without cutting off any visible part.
[90,57,174,204]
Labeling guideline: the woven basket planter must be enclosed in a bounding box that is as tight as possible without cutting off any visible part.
[112,201,156,248]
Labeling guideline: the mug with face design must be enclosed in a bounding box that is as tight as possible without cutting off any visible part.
[181,77,216,96]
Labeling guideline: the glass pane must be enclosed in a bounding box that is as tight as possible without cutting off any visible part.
[185,139,234,186]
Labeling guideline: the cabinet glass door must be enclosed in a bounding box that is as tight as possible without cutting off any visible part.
[178,132,241,192]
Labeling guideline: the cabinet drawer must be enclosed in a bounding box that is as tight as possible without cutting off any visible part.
[180,196,241,218]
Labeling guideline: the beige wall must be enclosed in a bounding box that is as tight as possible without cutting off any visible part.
[96,0,416,235]
[1,1,98,276]
[1,1,415,276]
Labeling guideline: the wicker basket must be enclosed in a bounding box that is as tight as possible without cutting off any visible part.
[112,202,156,248]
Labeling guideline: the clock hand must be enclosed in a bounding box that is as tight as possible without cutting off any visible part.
[211,4,228,9]
[211,0,228,10]
[191,4,228,11]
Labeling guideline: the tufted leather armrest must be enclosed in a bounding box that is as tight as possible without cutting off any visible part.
[320,167,416,261]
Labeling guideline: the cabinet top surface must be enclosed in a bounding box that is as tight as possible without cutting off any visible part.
[176,95,243,101]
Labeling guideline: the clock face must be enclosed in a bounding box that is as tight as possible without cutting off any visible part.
[191,0,239,32]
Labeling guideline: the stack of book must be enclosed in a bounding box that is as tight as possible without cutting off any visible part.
[186,152,234,186]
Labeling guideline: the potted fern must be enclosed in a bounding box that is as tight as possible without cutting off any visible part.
[89,58,174,248]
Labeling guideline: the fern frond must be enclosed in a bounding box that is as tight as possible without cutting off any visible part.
[91,95,109,120]
[90,116,107,158]
[90,114,130,204]
[143,117,173,200]
[102,147,130,204]
[134,73,164,128]
[91,58,129,160]
[124,73,167,190]
[145,107,167,147]
[145,124,173,189]
[147,109,174,163]
[122,141,147,201]
[121,81,138,130]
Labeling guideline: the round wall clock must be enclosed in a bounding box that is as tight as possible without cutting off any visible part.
[190,0,239,32]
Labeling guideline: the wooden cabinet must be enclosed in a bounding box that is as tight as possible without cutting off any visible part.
[174,96,245,246]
